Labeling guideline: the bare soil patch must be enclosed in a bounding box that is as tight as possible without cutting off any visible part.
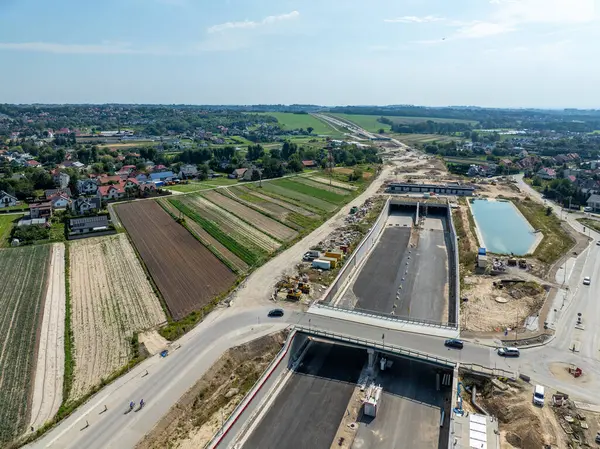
[136,331,287,449]
[29,243,66,430]
[69,234,167,400]
[461,276,546,332]
[116,200,237,320]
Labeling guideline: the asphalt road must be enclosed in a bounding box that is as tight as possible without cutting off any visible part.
[352,356,451,449]
[243,342,366,449]
[354,227,411,313]
[26,175,600,449]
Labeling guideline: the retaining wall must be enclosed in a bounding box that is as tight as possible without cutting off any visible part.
[446,202,460,327]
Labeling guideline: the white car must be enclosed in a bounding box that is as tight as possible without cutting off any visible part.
[583,276,591,286]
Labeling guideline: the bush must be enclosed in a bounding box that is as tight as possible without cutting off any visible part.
[11,225,49,243]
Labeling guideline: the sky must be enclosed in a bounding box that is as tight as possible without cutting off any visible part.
[0,0,599,108]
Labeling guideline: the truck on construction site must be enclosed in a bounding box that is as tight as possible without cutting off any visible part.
[303,250,320,262]
[312,259,331,270]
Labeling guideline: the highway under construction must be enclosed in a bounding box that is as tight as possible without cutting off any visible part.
[332,199,457,326]
[227,337,454,449]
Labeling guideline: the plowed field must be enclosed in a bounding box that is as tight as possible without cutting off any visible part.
[115,201,236,320]
[69,234,167,400]
[0,245,51,444]
[202,190,297,241]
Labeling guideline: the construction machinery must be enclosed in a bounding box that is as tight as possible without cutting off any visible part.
[298,281,310,294]
[569,365,582,378]
[286,289,302,300]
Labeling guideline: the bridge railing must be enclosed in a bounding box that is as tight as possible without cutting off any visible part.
[295,325,456,368]
[460,363,517,380]
[312,302,458,330]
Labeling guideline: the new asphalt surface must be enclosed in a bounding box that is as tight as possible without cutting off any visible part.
[352,214,449,323]
[352,356,452,449]
[242,341,366,449]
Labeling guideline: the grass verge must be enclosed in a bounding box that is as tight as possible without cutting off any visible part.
[514,198,575,265]
[577,218,600,234]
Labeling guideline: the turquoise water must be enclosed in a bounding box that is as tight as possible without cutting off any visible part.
[470,199,536,255]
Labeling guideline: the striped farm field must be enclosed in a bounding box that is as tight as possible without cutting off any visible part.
[308,176,358,190]
[159,199,249,274]
[116,201,237,321]
[293,177,353,196]
[269,178,348,205]
[202,190,297,242]
[234,186,317,217]
[0,245,51,444]
[254,182,337,213]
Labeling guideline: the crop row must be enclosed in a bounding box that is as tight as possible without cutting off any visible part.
[293,177,354,196]
[0,245,51,444]
[169,199,266,266]
[270,178,348,205]
[247,182,336,213]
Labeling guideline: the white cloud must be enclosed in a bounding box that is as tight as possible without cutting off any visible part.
[207,11,300,34]
[494,0,597,25]
[384,15,445,24]
[0,41,154,54]
[455,21,515,38]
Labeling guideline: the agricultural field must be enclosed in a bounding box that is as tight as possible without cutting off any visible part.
[0,214,21,247]
[166,178,239,193]
[392,133,461,146]
[0,245,51,445]
[257,112,341,136]
[30,243,66,430]
[116,201,237,320]
[169,195,276,265]
[330,113,478,132]
[69,235,167,400]
[202,190,297,241]
[308,176,358,190]
[293,177,353,196]
[255,181,338,213]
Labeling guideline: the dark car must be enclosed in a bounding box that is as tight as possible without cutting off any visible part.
[444,339,464,349]
[268,308,284,318]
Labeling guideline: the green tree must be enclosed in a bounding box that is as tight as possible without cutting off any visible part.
[307,127,314,134]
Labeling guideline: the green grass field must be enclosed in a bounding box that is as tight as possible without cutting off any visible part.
[393,133,461,146]
[330,113,477,132]
[166,178,239,193]
[256,112,342,136]
[270,178,347,205]
[0,215,21,247]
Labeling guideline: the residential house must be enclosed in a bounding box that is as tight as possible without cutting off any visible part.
[467,165,486,177]
[566,175,577,183]
[45,187,72,199]
[139,183,157,196]
[77,178,99,195]
[25,160,41,168]
[70,197,102,215]
[69,215,110,235]
[301,160,318,169]
[51,170,70,189]
[48,194,70,209]
[135,173,149,183]
[149,171,175,183]
[124,178,140,196]
[30,202,53,219]
[536,167,556,180]
[229,168,247,179]
[97,184,125,201]
[179,164,198,179]
[0,190,18,208]
[97,175,122,185]
[586,194,600,212]
[242,167,262,181]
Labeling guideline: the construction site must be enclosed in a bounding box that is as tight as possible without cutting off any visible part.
[327,198,458,326]
[226,338,455,449]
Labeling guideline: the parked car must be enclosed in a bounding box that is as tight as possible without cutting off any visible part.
[583,276,591,286]
[267,308,284,318]
[596,241,600,246]
[532,385,545,407]
[444,339,464,349]
[498,347,520,357]
[583,206,593,212]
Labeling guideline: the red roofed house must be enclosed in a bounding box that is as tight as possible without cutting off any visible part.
[26,160,41,167]
[97,184,125,201]
[301,160,318,168]
[567,175,577,183]
[30,202,53,219]
[98,175,122,185]
[139,183,157,197]
[536,167,557,180]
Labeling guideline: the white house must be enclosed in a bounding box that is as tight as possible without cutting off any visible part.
[77,178,99,195]
[0,190,18,208]
[52,171,70,189]
[70,197,102,215]
[49,194,70,209]
[587,194,600,213]
[536,167,557,180]
[97,184,125,201]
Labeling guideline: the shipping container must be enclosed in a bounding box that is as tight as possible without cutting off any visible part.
[321,257,338,269]
[312,259,331,270]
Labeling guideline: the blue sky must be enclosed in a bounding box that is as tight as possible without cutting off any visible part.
[0,0,598,107]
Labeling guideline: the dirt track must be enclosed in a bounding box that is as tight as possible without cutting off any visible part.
[29,243,66,430]
[69,235,166,400]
